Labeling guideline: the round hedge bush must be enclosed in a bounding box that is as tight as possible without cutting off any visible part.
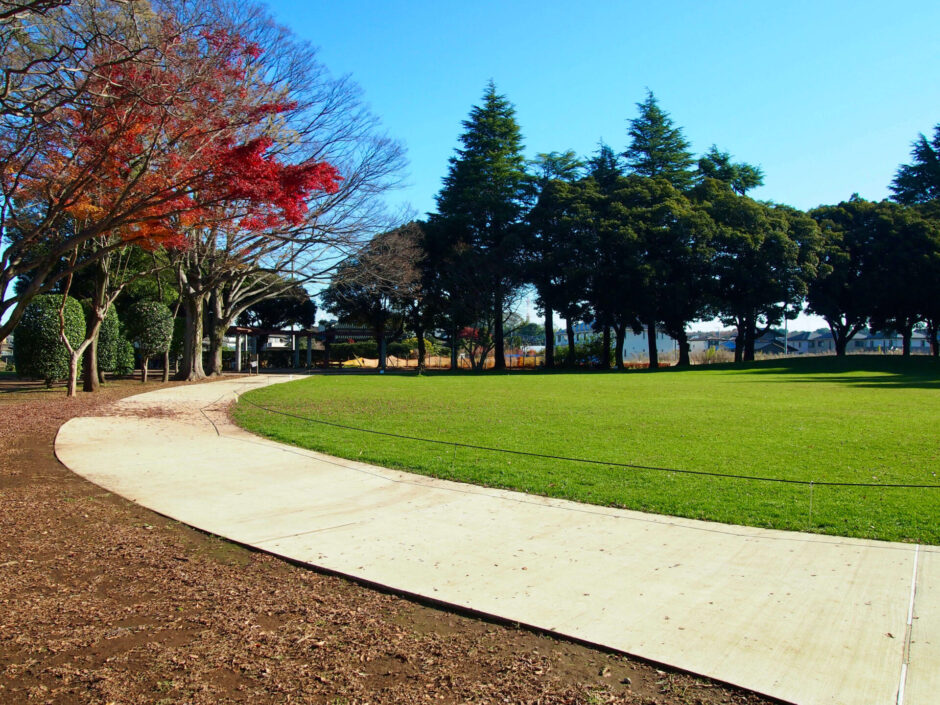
[96,305,121,372]
[114,337,135,376]
[14,294,85,385]
[126,301,173,357]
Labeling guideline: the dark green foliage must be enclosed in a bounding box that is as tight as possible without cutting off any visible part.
[431,82,532,370]
[697,145,764,195]
[13,294,85,384]
[96,306,121,372]
[114,337,135,376]
[623,91,695,191]
[126,301,173,357]
[238,283,317,330]
[891,124,940,204]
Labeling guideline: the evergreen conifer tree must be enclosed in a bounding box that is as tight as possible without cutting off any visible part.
[623,91,695,191]
[431,82,531,370]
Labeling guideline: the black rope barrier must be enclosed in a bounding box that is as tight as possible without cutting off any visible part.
[240,397,940,489]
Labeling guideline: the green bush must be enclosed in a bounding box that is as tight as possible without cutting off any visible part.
[96,306,121,372]
[113,337,135,376]
[126,301,173,357]
[13,294,85,385]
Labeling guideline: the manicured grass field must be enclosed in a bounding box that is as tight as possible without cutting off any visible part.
[233,356,940,544]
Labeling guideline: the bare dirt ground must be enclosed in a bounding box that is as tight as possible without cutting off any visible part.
[0,375,776,705]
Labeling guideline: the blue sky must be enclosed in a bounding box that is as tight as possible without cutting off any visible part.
[264,0,940,329]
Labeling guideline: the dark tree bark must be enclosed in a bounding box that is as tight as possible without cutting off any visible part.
[614,324,626,370]
[82,336,99,392]
[141,356,150,383]
[178,294,206,380]
[565,320,575,368]
[415,325,426,372]
[675,328,690,367]
[544,308,555,369]
[493,289,506,371]
[646,319,659,369]
[450,327,458,370]
[600,325,611,370]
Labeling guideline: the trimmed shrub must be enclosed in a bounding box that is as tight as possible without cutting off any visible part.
[13,295,85,385]
[96,306,121,372]
[113,337,135,376]
[126,301,173,382]
[126,301,173,357]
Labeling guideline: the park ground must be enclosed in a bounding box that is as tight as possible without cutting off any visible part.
[0,375,773,705]
[234,356,940,545]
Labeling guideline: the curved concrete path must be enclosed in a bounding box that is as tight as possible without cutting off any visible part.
[54,376,938,705]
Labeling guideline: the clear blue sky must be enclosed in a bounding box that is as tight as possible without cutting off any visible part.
[264,0,939,329]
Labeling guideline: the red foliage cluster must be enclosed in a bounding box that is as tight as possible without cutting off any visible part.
[14,20,340,250]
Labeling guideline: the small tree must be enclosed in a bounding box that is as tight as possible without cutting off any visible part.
[13,294,84,386]
[126,301,173,383]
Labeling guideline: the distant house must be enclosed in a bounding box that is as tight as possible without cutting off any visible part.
[554,322,678,360]
[849,330,932,354]
[787,330,835,355]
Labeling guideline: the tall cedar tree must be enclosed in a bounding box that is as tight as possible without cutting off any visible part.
[431,82,530,371]
[623,91,696,191]
[622,91,695,366]
[890,125,940,204]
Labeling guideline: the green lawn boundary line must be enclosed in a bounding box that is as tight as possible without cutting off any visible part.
[239,397,940,490]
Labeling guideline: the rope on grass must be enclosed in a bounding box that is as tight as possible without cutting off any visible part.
[240,397,940,489]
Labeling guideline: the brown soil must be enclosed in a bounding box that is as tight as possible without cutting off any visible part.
[0,375,777,705]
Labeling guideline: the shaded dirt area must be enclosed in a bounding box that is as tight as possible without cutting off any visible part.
[0,376,776,704]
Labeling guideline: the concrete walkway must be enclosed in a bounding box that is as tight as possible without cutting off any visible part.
[54,376,937,705]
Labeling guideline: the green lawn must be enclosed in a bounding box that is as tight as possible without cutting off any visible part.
[232,356,940,544]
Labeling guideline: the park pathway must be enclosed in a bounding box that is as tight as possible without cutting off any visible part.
[55,376,938,705]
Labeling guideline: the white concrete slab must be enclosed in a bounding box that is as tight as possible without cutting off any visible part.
[53,376,934,705]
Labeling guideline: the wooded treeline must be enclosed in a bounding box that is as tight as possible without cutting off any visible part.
[323,83,940,370]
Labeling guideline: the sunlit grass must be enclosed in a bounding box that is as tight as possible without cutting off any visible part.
[233,356,940,544]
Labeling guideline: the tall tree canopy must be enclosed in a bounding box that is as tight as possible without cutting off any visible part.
[623,91,695,191]
[430,81,531,370]
[697,145,764,196]
[890,124,940,205]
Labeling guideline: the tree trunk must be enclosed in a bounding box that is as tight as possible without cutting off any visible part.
[928,320,939,357]
[141,355,149,383]
[450,328,458,370]
[544,309,555,369]
[415,326,426,373]
[98,367,106,384]
[493,290,506,371]
[83,335,99,392]
[66,352,80,397]
[901,323,912,356]
[743,316,756,362]
[207,322,226,376]
[675,329,690,367]
[614,324,625,370]
[178,294,206,380]
[734,321,744,363]
[827,322,847,357]
[162,351,170,382]
[378,332,387,370]
[565,320,575,367]
[600,325,611,370]
[646,320,659,369]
